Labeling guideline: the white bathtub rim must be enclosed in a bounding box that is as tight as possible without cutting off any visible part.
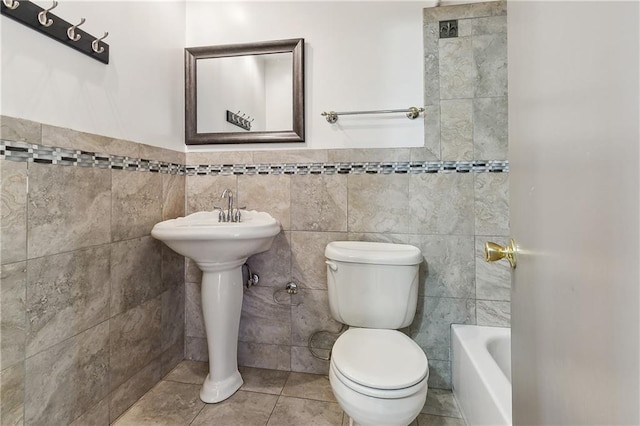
[452,325,511,421]
[452,324,512,425]
[452,325,511,385]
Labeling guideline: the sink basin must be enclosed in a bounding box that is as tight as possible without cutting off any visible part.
[151,210,281,270]
[151,210,281,404]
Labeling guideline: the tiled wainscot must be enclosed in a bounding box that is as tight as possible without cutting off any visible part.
[0,116,186,425]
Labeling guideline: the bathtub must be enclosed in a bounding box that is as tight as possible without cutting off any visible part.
[451,324,512,426]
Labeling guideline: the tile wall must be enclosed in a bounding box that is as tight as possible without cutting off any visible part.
[183,0,509,390]
[0,5,508,424]
[423,0,511,337]
[0,116,186,425]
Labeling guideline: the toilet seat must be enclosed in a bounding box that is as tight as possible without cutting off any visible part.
[331,328,428,398]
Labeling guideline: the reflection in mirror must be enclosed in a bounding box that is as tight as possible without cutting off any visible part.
[185,38,304,145]
[197,53,293,133]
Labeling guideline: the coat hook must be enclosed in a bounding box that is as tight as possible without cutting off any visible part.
[2,0,19,10]
[37,1,58,27]
[91,31,108,54]
[67,17,86,42]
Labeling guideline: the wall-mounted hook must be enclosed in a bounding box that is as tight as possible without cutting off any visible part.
[91,31,108,53]
[67,17,86,42]
[2,0,19,10]
[226,110,251,131]
[37,1,57,27]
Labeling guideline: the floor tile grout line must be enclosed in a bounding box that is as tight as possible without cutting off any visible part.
[187,401,206,426]
[264,370,287,425]
[266,394,288,426]
[421,410,465,419]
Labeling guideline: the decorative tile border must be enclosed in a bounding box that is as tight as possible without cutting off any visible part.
[184,160,508,175]
[1,139,508,175]
[1,140,184,174]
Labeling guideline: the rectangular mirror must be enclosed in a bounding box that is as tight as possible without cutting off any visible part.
[185,38,305,145]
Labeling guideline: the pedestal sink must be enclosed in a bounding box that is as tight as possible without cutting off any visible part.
[151,210,280,403]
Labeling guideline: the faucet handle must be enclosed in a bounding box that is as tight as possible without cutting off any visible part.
[213,206,224,222]
[233,206,247,223]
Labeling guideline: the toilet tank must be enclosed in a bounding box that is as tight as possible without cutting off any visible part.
[325,241,423,329]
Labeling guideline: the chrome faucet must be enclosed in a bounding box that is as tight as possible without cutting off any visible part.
[217,189,244,222]
[221,188,233,221]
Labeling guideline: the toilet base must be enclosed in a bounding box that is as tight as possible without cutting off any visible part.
[329,363,428,426]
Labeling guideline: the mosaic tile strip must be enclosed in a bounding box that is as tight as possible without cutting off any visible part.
[1,139,508,175]
[183,160,508,175]
[1,140,184,174]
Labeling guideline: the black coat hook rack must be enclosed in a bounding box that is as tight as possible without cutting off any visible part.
[1,0,109,64]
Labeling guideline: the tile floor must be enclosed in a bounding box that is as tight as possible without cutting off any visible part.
[112,360,466,426]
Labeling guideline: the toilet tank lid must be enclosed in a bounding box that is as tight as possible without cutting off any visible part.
[325,241,422,265]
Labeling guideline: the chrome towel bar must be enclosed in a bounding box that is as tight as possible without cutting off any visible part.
[321,106,424,123]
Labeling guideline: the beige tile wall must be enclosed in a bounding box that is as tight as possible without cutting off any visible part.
[183,1,509,390]
[183,160,509,389]
[0,116,186,424]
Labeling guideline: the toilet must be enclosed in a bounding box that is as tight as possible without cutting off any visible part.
[325,241,429,426]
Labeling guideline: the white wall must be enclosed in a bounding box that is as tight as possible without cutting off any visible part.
[1,1,185,150]
[0,1,488,152]
[185,1,432,151]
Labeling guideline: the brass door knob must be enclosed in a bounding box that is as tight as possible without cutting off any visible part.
[484,239,517,269]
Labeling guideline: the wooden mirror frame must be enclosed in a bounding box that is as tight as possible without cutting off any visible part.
[185,38,305,145]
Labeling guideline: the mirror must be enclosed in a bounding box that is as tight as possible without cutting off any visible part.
[185,38,305,145]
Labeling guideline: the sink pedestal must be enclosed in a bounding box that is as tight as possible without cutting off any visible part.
[150,209,281,403]
[198,260,245,403]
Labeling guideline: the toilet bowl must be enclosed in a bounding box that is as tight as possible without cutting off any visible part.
[324,241,429,426]
[329,328,428,426]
